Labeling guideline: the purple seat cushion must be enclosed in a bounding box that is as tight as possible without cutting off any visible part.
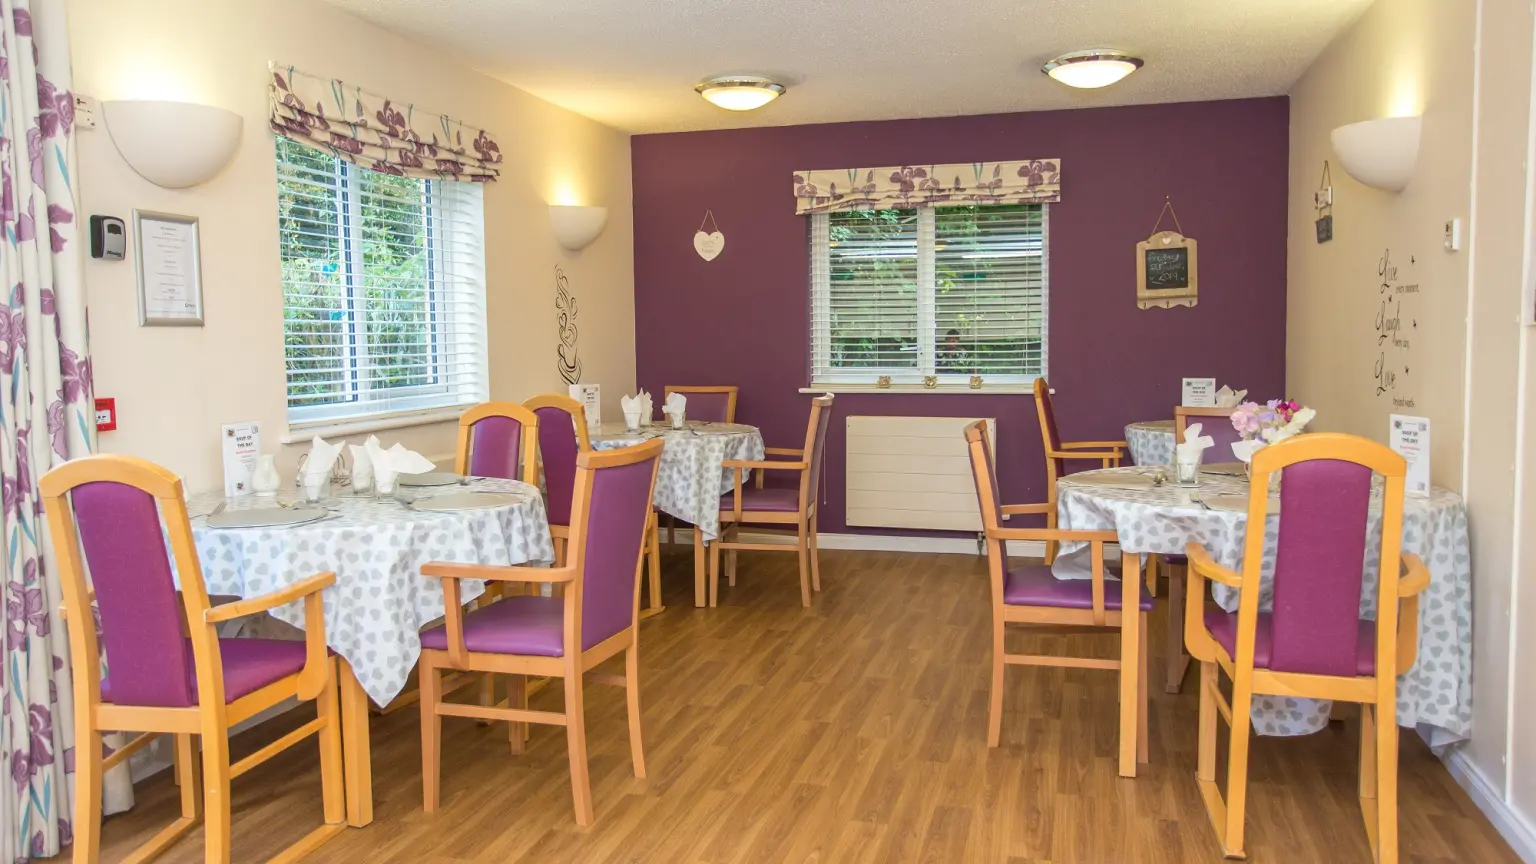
[101,638,317,705]
[1163,554,1188,565]
[419,595,565,657]
[719,487,800,513]
[1003,566,1154,611]
[1204,610,1376,676]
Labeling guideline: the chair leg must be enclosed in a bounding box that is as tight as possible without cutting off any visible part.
[1044,510,1059,565]
[1138,613,1150,765]
[809,511,822,592]
[420,654,442,812]
[478,671,496,726]
[647,514,663,613]
[708,533,722,607]
[727,547,738,587]
[201,715,233,864]
[1146,554,1159,597]
[564,671,595,826]
[987,621,1005,747]
[175,733,202,820]
[1376,698,1400,864]
[1359,703,1377,798]
[1196,662,1218,784]
[509,674,528,755]
[1117,555,1142,778]
[317,659,347,825]
[693,529,707,608]
[1166,566,1190,693]
[1223,682,1254,858]
[625,644,646,779]
[796,519,811,607]
[666,513,676,546]
[73,725,103,864]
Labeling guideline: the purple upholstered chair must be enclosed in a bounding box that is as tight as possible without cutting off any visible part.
[963,422,1152,778]
[455,401,540,484]
[41,454,346,864]
[417,438,664,826]
[1031,377,1127,565]
[663,384,737,423]
[1183,433,1430,861]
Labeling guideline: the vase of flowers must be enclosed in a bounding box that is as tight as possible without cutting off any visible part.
[1230,399,1315,485]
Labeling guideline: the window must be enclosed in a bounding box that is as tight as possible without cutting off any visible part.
[809,203,1048,387]
[276,137,488,425]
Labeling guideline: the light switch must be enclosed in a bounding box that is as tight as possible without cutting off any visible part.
[1444,218,1462,252]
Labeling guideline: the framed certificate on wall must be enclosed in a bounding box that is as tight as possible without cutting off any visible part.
[134,210,204,326]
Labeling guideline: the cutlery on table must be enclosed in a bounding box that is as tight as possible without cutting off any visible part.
[208,501,226,519]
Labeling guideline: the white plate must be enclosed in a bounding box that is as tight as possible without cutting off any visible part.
[408,492,526,513]
[206,507,330,529]
[1061,473,1159,490]
[1200,462,1247,477]
[1201,494,1280,512]
[399,472,465,487]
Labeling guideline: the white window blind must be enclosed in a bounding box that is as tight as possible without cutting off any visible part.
[810,203,1048,386]
[276,137,488,425]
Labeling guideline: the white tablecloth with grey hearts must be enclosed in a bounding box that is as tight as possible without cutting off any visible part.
[590,421,765,542]
[1051,467,1471,744]
[186,480,555,705]
[1125,420,1176,466]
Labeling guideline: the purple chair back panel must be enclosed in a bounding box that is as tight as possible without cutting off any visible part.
[1269,458,1373,676]
[677,391,732,423]
[803,402,834,503]
[1183,415,1246,464]
[468,416,523,481]
[1038,389,1064,477]
[71,482,194,707]
[967,430,1001,528]
[577,456,657,649]
[533,406,581,528]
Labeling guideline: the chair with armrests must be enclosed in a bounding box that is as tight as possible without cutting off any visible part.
[1184,432,1431,861]
[964,422,1151,777]
[455,401,541,484]
[662,385,739,546]
[41,455,347,864]
[1033,377,1126,564]
[710,394,833,608]
[417,439,663,825]
[525,394,662,614]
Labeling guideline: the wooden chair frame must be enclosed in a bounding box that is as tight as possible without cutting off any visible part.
[1033,378,1126,564]
[42,455,350,864]
[1183,433,1430,861]
[709,395,832,608]
[966,423,1148,777]
[455,401,542,485]
[418,439,663,826]
[661,385,739,425]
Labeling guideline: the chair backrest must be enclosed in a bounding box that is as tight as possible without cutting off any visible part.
[1033,377,1065,486]
[523,394,592,529]
[664,385,738,423]
[1175,406,1246,464]
[798,395,836,509]
[565,439,664,650]
[40,455,219,708]
[1241,434,1406,678]
[456,402,540,484]
[964,421,1003,534]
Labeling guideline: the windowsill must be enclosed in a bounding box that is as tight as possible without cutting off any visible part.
[278,407,464,444]
[799,384,1047,396]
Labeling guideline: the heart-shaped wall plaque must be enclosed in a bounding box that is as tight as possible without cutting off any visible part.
[694,230,725,261]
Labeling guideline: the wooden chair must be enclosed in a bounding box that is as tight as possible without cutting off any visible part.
[964,422,1151,777]
[1174,405,1245,465]
[1184,433,1431,861]
[662,384,739,545]
[455,401,541,484]
[41,455,347,864]
[1033,377,1126,563]
[710,395,833,608]
[417,439,663,825]
[526,394,662,614]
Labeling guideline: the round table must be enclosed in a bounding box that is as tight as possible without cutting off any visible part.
[1124,419,1175,466]
[1052,466,1472,743]
[187,479,555,706]
[590,420,764,542]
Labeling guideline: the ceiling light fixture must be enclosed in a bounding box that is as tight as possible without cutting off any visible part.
[695,76,786,111]
[1042,50,1144,89]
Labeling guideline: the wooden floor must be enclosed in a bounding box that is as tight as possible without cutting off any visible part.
[93,547,1517,863]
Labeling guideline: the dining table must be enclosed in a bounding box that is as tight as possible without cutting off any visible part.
[1050,465,1472,745]
[1124,419,1176,466]
[185,478,556,825]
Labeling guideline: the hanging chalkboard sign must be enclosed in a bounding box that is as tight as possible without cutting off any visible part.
[1144,246,1190,289]
[1137,199,1199,309]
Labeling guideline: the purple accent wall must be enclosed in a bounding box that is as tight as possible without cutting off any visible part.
[632,98,1289,535]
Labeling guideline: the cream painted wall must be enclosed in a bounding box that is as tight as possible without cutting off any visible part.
[68,0,636,492]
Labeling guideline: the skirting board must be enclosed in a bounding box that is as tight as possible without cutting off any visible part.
[1443,749,1536,863]
[666,526,1124,561]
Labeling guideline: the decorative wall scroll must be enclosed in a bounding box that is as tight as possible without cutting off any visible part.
[694,210,725,261]
[556,266,582,385]
[1373,248,1419,409]
[1136,197,1199,310]
[792,160,1062,214]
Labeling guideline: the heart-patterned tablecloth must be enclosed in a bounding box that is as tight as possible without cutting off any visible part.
[1125,419,1176,467]
[590,421,765,542]
[1054,468,1472,744]
[187,480,555,706]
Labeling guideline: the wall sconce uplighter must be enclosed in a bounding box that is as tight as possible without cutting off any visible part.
[549,204,608,251]
[103,100,243,189]
[1330,116,1422,193]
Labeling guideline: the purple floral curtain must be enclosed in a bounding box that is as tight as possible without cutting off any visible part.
[792,160,1062,214]
[0,0,104,859]
[268,62,502,182]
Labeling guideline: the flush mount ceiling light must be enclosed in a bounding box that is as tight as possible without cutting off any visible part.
[1042,50,1144,89]
[695,76,786,111]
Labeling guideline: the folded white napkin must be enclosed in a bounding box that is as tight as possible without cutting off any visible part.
[662,391,687,422]
[365,437,436,490]
[348,439,375,485]
[1214,386,1248,408]
[1176,422,1214,463]
[305,436,343,478]
[1230,439,1266,464]
[621,393,645,430]
[638,389,654,426]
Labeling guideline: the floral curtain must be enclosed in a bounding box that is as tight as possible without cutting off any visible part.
[792,160,1062,214]
[0,0,108,859]
[268,62,503,182]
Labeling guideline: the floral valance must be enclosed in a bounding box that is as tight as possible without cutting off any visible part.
[793,161,1061,215]
[268,63,502,182]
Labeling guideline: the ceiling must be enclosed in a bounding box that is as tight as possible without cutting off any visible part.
[323,0,1372,135]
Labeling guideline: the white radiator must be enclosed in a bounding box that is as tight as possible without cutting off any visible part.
[845,416,997,532]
